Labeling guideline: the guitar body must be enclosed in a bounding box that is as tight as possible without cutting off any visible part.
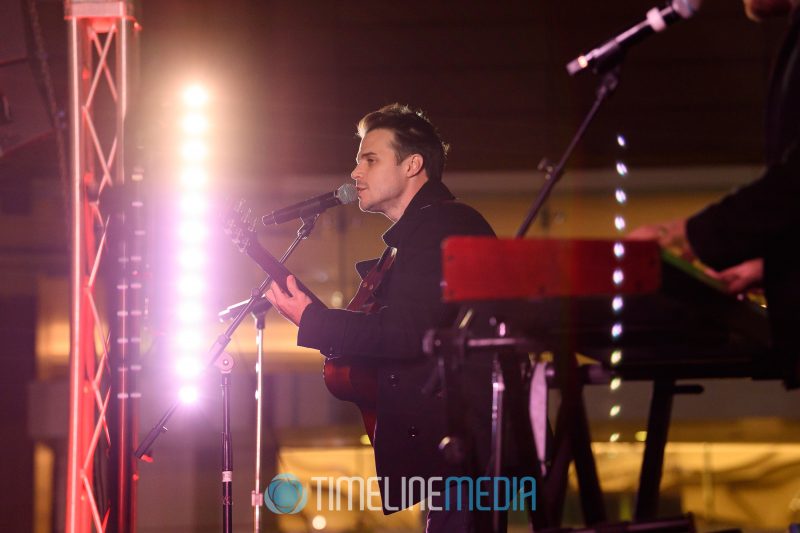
[224,201,394,445]
[322,247,397,445]
[323,358,378,443]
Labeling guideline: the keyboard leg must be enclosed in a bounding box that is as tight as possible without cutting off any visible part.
[635,379,676,521]
[636,381,704,521]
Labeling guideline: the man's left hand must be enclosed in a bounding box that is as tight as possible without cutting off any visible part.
[264,275,312,326]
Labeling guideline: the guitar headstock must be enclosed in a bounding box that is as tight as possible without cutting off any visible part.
[223,199,257,253]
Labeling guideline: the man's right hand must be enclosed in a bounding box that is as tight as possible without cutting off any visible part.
[628,218,695,260]
[705,258,764,295]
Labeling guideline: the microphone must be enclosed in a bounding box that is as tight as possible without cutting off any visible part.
[261,183,358,226]
[566,0,701,76]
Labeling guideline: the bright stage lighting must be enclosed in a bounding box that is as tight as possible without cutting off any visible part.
[178,249,207,269]
[178,385,200,404]
[177,275,206,295]
[180,167,208,187]
[174,329,204,349]
[179,193,209,214]
[175,357,203,379]
[181,139,208,161]
[311,515,327,530]
[177,223,209,243]
[182,85,209,107]
[181,113,209,135]
[175,302,203,323]
[167,82,214,410]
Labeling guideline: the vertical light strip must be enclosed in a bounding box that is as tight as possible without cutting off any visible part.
[171,83,211,404]
[609,133,628,441]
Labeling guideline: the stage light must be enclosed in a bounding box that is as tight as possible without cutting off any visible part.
[612,268,624,286]
[609,433,620,443]
[180,167,208,187]
[168,82,214,410]
[609,405,621,417]
[613,242,625,258]
[611,323,623,339]
[177,223,209,244]
[616,134,627,148]
[179,385,200,404]
[175,302,203,324]
[311,515,327,530]
[181,139,208,161]
[179,193,209,214]
[177,275,206,295]
[635,431,648,442]
[175,357,203,379]
[174,330,204,352]
[178,249,207,269]
[615,188,627,205]
[182,85,209,107]
[181,113,209,135]
[615,162,628,177]
[610,350,623,365]
[612,296,624,312]
[610,377,622,391]
[614,215,626,231]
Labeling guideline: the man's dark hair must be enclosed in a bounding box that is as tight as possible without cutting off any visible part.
[357,103,449,182]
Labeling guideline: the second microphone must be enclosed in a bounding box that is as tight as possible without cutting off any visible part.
[262,183,358,226]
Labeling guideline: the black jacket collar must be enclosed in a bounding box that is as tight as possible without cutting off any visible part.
[382,180,455,247]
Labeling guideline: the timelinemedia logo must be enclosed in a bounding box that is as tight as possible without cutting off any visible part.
[262,473,536,514]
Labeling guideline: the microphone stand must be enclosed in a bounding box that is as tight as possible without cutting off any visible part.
[135,214,321,533]
[515,62,622,238]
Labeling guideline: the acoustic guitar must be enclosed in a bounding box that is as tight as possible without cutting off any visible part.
[224,201,394,444]
[322,247,396,445]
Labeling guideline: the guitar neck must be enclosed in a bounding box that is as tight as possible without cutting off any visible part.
[245,241,327,309]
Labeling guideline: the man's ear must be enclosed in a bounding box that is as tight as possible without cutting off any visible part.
[405,154,424,177]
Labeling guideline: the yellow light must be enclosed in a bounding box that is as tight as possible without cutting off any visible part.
[609,432,620,442]
[311,515,327,530]
[610,350,623,365]
[635,431,648,442]
[609,405,621,417]
[182,84,209,107]
[359,434,371,446]
[610,377,622,391]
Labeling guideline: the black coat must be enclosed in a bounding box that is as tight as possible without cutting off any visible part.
[298,179,496,512]
[686,9,800,387]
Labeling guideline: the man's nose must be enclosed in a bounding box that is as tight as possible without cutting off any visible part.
[350,165,361,181]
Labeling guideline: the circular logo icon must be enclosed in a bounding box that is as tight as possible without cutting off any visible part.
[264,473,307,514]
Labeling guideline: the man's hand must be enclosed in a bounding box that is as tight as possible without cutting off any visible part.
[628,218,695,260]
[264,275,312,326]
[705,258,764,294]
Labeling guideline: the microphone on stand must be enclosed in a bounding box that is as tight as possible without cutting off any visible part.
[261,183,358,226]
[566,0,702,76]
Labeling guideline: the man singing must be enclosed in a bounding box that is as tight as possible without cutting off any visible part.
[266,104,498,532]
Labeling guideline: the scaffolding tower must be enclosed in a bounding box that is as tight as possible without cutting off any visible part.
[65,1,141,531]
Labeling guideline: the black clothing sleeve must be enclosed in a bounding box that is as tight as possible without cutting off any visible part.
[297,200,495,359]
[686,142,800,270]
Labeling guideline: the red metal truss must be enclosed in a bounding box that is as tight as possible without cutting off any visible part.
[65,2,140,532]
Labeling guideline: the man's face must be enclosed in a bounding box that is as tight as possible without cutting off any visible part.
[351,128,411,219]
